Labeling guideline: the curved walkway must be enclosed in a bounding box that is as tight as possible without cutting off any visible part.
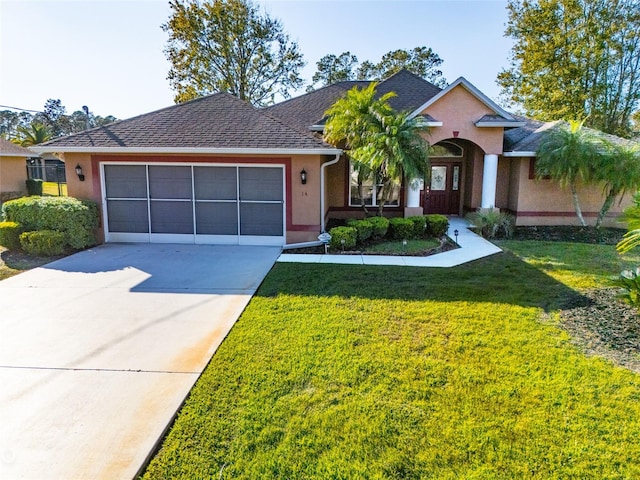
[278,218,501,267]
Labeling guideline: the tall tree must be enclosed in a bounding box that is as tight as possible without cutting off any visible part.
[535,120,604,226]
[309,47,447,89]
[310,52,358,89]
[324,83,430,215]
[374,47,446,87]
[163,0,305,106]
[498,0,640,137]
[35,99,71,138]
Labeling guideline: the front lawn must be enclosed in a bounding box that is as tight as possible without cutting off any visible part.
[142,245,640,479]
[0,246,61,281]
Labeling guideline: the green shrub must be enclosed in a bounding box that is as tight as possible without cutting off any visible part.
[367,216,390,239]
[408,216,427,238]
[465,209,514,239]
[2,196,99,249]
[389,217,415,240]
[619,267,640,305]
[0,221,23,250]
[425,214,449,237]
[19,230,66,256]
[25,179,43,196]
[329,226,357,250]
[349,220,373,243]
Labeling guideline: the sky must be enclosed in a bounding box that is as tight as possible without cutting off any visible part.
[0,0,513,120]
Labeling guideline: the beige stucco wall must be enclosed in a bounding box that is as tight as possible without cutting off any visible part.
[64,152,327,244]
[512,156,632,227]
[421,85,504,155]
[0,156,28,200]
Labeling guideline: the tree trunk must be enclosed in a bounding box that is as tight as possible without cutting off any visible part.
[570,183,587,227]
[595,189,618,229]
[357,181,369,216]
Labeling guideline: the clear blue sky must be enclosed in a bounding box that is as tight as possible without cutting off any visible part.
[0,0,512,120]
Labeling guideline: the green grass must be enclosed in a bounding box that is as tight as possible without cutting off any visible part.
[42,182,67,196]
[0,246,60,281]
[363,238,441,255]
[142,245,640,479]
[497,240,640,289]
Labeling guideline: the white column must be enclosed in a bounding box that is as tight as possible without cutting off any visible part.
[481,154,498,209]
[406,178,423,208]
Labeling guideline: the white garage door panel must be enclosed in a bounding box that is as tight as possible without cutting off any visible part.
[102,164,285,245]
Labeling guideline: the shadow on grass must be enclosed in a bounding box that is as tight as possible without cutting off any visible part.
[0,249,63,271]
[257,252,589,313]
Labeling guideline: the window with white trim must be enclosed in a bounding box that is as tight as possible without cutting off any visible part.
[349,161,400,207]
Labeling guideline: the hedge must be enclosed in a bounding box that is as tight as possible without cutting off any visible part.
[2,196,99,249]
[367,216,390,239]
[425,214,449,237]
[388,217,415,240]
[407,216,427,238]
[26,179,43,196]
[347,219,374,243]
[329,226,357,250]
[19,230,66,256]
[0,221,23,250]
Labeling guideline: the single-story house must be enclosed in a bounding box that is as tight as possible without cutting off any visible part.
[0,138,34,203]
[32,69,634,246]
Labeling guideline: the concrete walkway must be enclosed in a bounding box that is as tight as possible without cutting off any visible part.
[0,244,280,480]
[278,217,501,267]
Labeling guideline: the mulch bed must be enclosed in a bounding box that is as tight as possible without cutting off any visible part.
[511,226,625,245]
[284,238,458,256]
[559,288,640,374]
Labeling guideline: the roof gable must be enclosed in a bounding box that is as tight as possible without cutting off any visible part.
[34,93,338,154]
[410,77,515,121]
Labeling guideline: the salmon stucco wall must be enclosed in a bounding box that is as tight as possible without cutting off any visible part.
[421,85,504,155]
[513,157,632,227]
[288,154,323,243]
[0,156,28,200]
[66,152,326,244]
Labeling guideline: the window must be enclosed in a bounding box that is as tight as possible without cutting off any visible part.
[529,158,551,180]
[429,141,463,157]
[349,162,400,207]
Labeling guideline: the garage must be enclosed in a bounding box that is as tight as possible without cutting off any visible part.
[102,163,285,245]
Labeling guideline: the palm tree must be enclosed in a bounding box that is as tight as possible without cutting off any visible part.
[617,193,640,253]
[13,122,52,146]
[594,142,640,228]
[324,83,430,215]
[535,120,603,227]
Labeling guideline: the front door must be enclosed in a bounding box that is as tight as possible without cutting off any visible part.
[423,163,461,215]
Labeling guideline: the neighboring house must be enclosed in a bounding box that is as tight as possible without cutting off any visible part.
[0,138,33,203]
[32,70,635,246]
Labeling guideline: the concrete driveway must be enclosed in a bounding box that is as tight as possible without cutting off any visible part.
[0,243,280,479]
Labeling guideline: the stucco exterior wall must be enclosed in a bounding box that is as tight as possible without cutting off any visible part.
[421,85,504,155]
[0,156,28,200]
[512,157,632,227]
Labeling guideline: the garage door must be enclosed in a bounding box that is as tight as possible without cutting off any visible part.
[102,163,285,245]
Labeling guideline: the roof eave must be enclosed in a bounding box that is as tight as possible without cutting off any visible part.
[502,151,537,157]
[476,121,527,128]
[29,146,343,156]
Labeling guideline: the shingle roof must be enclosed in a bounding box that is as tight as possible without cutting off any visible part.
[36,93,337,152]
[266,69,442,130]
[503,116,548,152]
[265,81,369,130]
[0,138,38,157]
[374,69,442,113]
[503,116,638,153]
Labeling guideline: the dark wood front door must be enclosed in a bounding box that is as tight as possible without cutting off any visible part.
[423,163,461,214]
